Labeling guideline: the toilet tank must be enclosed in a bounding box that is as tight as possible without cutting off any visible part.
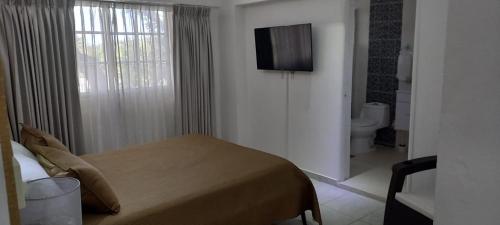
[360,102,390,129]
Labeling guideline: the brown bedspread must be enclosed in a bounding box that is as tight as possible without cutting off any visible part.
[81,135,322,225]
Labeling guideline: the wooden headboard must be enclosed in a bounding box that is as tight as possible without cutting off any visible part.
[0,61,20,224]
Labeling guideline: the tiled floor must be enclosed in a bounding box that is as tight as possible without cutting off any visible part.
[277,179,386,225]
[341,146,407,200]
[349,146,407,178]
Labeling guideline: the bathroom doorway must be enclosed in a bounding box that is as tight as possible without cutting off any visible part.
[341,0,417,200]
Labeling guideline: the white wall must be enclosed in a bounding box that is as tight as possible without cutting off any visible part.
[216,0,244,142]
[218,0,350,180]
[407,0,448,193]
[434,0,500,224]
[397,0,415,91]
[351,0,370,118]
[401,0,416,51]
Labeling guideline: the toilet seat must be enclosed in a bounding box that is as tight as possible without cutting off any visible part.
[352,118,377,128]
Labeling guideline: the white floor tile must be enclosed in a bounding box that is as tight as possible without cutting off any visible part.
[344,146,407,200]
[278,179,386,225]
[349,221,371,225]
[314,182,350,204]
[341,167,392,199]
[360,207,385,225]
[320,208,358,225]
[276,218,308,225]
[323,193,384,221]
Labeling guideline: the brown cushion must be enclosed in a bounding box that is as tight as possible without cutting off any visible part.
[20,124,71,176]
[30,144,121,214]
[20,124,70,153]
[20,124,120,214]
[36,154,68,177]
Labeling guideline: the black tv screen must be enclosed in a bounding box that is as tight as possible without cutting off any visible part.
[255,23,313,72]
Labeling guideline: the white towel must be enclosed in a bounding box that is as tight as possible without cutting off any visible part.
[397,50,413,82]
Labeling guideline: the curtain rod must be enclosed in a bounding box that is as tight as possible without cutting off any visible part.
[80,0,220,8]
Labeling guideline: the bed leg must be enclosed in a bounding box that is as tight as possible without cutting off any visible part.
[301,212,307,225]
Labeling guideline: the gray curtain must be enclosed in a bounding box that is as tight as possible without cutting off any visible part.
[0,0,84,153]
[173,5,214,135]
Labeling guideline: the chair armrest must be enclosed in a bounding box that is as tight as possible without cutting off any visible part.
[393,156,437,178]
[384,156,437,225]
[388,156,437,195]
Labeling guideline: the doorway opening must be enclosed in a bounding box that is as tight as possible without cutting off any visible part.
[342,0,417,200]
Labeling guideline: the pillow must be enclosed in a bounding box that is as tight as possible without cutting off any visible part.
[20,124,70,153]
[20,124,71,176]
[36,154,67,177]
[11,140,37,161]
[11,141,49,182]
[30,144,121,214]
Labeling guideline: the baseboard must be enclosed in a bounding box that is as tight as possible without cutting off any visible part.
[301,169,338,186]
[302,169,386,203]
[335,182,387,202]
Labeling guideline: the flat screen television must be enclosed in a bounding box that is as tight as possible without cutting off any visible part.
[254,23,313,72]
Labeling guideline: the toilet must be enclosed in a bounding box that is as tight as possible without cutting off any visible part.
[351,102,390,155]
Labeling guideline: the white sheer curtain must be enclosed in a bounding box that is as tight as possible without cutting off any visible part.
[74,1,175,153]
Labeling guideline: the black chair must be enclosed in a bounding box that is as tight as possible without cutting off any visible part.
[384,156,437,225]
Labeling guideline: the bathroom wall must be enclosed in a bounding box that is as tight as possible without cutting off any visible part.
[351,0,370,118]
[366,0,403,146]
[401,0,416,53]
[398,0,416,91]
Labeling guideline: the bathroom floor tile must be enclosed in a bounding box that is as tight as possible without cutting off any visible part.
[341,167,392,199]
[343,146,407,199]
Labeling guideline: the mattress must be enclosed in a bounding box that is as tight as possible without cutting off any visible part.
[81,135,322,225]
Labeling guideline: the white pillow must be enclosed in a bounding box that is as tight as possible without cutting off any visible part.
[11,141,37,160]
[11,141,49,182]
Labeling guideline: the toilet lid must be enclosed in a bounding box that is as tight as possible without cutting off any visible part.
[352,118,377,127]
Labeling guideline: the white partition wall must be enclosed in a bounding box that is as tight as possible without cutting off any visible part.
[407,0,449,193]
[434,0,500,224]
[218,0,351,181]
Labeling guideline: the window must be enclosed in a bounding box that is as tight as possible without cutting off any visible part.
[74,1,175,153]
[74,1,173,93]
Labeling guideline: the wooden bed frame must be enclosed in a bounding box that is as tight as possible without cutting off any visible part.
[0,61,21,224]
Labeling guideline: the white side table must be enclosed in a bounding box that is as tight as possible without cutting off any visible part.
[21,177,82,225]
[396,190,435,219]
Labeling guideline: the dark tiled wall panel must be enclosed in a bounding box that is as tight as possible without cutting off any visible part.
[366,0,403,146]
[369,21,402,40]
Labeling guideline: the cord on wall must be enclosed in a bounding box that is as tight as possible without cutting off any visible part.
[285,71,290,159]
[284,71,297,159]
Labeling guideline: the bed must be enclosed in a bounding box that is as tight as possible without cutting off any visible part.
[79,135,322,225]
